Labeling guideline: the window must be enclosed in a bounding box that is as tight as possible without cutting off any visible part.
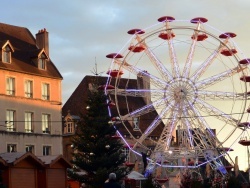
[6,110,15,131]
[65,118,74,134]
[25,112,33,133]
[7,144,16,153]
[43,146,51,156]
[38,54,46,70]
[3,45,11,63]
[42,83,50,100]
[26,145,34,153]
[122,147,129,162]
[42,114,50,134]
[25,80,33,98]
[133,117,140,131]
[6,77,15,95]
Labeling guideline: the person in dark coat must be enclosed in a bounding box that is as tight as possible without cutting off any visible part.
[141,152,148,171]
[103,173,121,188]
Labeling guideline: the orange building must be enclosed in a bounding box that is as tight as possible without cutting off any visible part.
[0,23,63,156]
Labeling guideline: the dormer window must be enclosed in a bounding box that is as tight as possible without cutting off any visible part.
[38,53,46,70]
[3,45,11,63]
[65,118,74,134]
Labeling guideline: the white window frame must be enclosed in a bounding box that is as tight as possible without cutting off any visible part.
[42,83,50,100]
[26,145,34,153]
[42,114,51,134]
[7,144,16,153]
[2,45,11,63]
[43,145,51,156]
[6,77,15,96]
[6,110,16,131]
[25,112,33,133]
[25,80,33,98]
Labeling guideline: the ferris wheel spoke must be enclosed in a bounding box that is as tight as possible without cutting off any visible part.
[113,59,168,88]
[153,105,180,153]
[134,35,173,81]
[167,35,180,78]
[185,103,221,147]
[196,66,247,89]
[182,35,198,78]
[180,109,196,149]
[109,88,165,99]
[191,45,223,81]
[197,90,247,101]
[136,104,172,145]
[120,97,168,121]
[195,98,238,126]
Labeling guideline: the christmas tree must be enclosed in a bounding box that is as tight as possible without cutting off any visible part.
[68,85,131,188]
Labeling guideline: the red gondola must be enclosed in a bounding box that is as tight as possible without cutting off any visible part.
[239,140,250,146]
[111,135,121,140]
[108,101,115,107]
[190,17,208,24]
[158,32,175,40]
[106,70,124,77]
[124,162,135,167]
[163,160,169,164]
[111,117,120,121]
[239,58,250,65]
[191,34,208,41]
[98,85,115,90]
[238,122,250,128]
[219,32,237,39]
[106,53,123,59]
[240,76,250,82]
[155,178,169,184]
[128,45,145,53]
[127,29,145,35]
[158,16,175,22]
[220,49,237,56]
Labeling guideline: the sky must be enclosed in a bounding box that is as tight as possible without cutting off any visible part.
[2,0,250,170]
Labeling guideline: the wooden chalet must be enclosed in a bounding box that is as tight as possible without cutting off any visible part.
[0,152,71,188]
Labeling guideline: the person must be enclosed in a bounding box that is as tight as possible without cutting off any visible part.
[141,152,147,171]
[103,173,121,188]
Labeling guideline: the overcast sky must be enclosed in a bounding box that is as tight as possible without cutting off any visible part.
[2,0,250,169]
[1,0,250,103]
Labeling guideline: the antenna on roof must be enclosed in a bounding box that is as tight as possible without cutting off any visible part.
[91,57,104,76]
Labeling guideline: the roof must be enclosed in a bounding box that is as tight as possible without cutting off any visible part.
[0,152,44,166]
[38,154,71,168]
[62,75,164,137]
[127,171,146,180]
[0,152,71,168]
[0,22,62,79]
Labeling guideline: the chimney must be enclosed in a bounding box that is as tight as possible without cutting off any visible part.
[36,28,49,56]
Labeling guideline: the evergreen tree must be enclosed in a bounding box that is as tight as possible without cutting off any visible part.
[68,87,131,188]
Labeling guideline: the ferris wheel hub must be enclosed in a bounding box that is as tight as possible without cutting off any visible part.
[165,78,197,107]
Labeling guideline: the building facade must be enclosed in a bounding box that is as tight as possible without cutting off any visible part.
[0,23,63,156]
[62,75,164,168]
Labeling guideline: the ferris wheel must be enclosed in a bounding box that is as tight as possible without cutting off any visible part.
[105,16,250,177]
